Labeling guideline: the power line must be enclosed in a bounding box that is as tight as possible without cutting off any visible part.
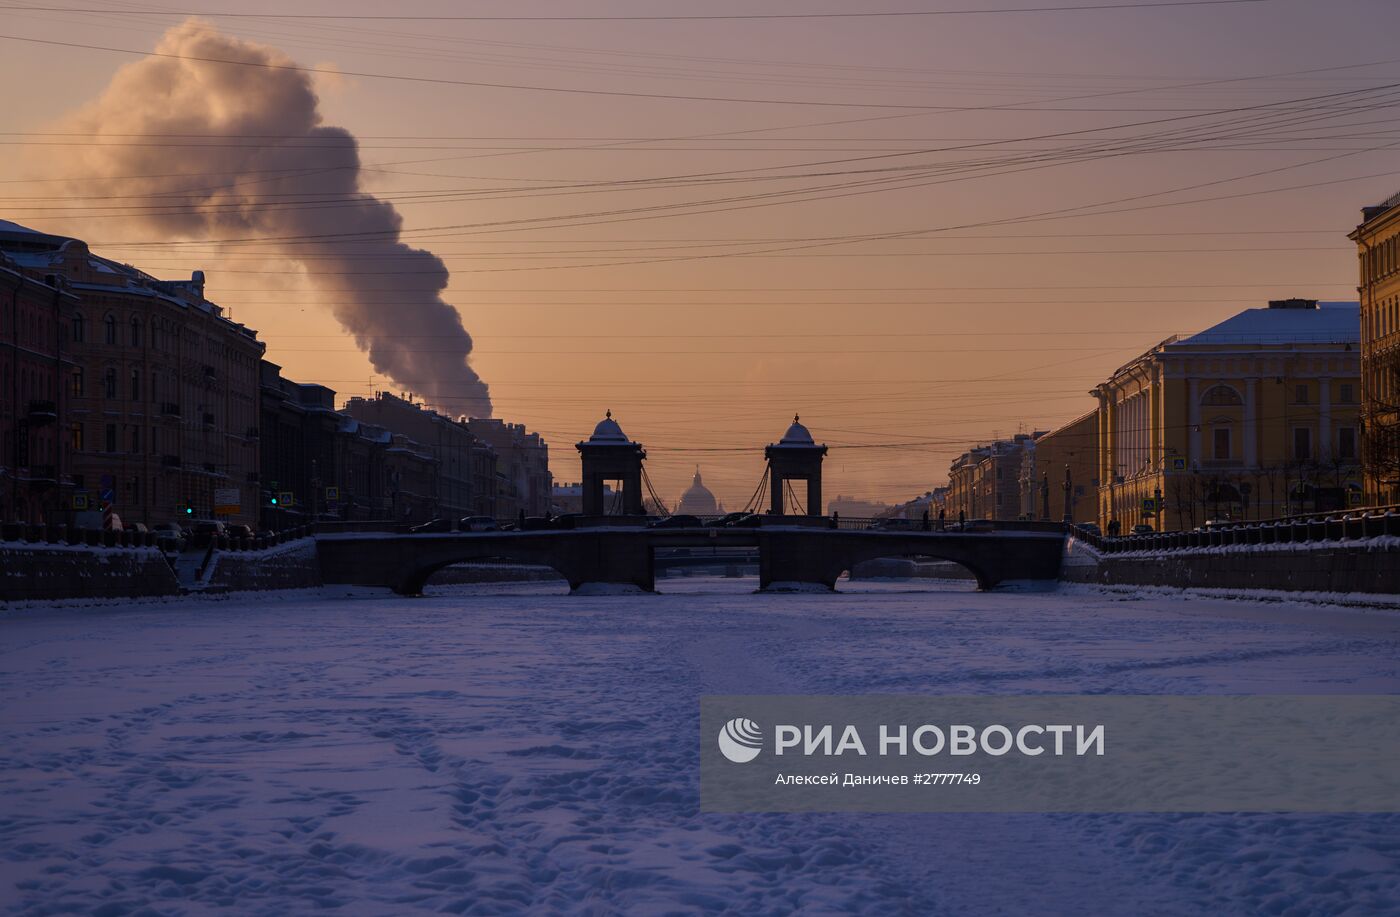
[0,2,1279,21]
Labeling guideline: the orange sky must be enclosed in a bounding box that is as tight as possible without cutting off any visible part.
[0,0,1393,509]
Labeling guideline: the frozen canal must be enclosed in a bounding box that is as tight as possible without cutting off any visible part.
[2,577,1399,915]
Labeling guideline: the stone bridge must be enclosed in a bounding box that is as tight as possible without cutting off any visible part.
[315,524,1066,595]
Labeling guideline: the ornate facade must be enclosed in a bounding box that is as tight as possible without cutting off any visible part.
[1093,300,1361,531]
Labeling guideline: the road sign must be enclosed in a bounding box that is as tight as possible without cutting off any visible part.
[72,494,89,510]
[325,486,339,501]
[214,488,241,516]
[1170,458,1187,471]
[100,488,114,502]
[1142,498,1157,515]
[277,491,295,507]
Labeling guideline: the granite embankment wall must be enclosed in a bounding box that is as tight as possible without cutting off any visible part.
[1060,535,1400,594]
[201,540,322,592]
[1,542,179,601]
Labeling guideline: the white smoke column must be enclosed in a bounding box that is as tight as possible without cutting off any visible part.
[44,20,492,417]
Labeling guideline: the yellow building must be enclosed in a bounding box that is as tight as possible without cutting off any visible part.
[1018,410,1098,524]
[1349,195,1400,505]
[1092,300,1361,532]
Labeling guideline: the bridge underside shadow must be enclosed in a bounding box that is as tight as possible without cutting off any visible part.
[316,527,1064,596]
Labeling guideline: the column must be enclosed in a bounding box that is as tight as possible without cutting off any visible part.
[1244,378,1258,468]
[1318,376,1332,461]
[1188,378,1201,468]
[770,471,784,515]
[807,475,822,518]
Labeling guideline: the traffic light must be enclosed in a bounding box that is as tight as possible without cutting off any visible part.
[184,505,194,516]
[269,495,279,506]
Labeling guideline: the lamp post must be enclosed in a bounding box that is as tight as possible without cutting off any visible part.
[1062,465,1073,524]
[1154,485,1162,532]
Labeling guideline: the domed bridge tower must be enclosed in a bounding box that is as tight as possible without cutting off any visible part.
[765,415,828,516]
[576,411,646,516]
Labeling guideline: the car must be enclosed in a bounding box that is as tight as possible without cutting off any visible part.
[707,512,753,528]
[410,518,454,534]
[190,520,226,547]
[519,516,558,531]
[1075,522,1102,537]
[963,519,996,533]
[152,522,185,551]
[1130,524,1155,535]
[226,523,254,539]
[648,514,703,529]
[459,515,500,532]
[128,522,149,535]
[867,517,920,531]
[1200,519,1231,530]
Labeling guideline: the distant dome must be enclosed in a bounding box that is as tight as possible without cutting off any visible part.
[677,467,719,515]
[589,410,629,443]
[779,414,814,445]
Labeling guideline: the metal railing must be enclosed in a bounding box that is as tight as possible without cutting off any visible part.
[1070,505,1400,554]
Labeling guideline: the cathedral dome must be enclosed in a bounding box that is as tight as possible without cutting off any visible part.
[677,466,719,515]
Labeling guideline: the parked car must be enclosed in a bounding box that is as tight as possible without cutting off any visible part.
[410,518,454,534]
[226,523,254,540]
[648,514,703,529]
[707,512,753,528]
[1076,522,1102,537]
[191,521,226,547]
[963,519,996,533]
[152,522,185,550]
[459,515,500,532]
[1199,519,1230,531]
[1130,524,1154,535]
[519,516,558,531]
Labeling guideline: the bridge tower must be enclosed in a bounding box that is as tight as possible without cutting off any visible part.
[765,415,828,516]
[576,411,647,515]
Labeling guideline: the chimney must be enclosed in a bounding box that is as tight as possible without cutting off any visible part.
[1267,298,1318,310]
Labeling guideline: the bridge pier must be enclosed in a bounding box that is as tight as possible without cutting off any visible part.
[757,531,848,592]
[552,531,656,594]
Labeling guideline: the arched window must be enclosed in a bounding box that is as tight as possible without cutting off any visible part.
[103,366,117,399]
[1201,384,1243,406]
[103,313,117,345]
[71,313,84,343]
[71,367,84,397]
[130,318,142,347]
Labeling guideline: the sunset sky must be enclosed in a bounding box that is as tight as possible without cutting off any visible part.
[1,0,1395,509]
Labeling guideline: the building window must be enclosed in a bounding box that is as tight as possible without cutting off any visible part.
[70,423,83,452]
[1338,427,1357,461]
[1294,384,1309,405]
[130,318,142,347]
[105,423,117,454]
[131,369,141,401]
[130,426,141,454]
[1201,385,1243,406]
[1340,383,1355,404]
[103,314,116,345]
[72,313,85,343]
[103,367,117,399]
[1293,427,1312,461]
[1213,428,1232,461]
[71,367,84,397]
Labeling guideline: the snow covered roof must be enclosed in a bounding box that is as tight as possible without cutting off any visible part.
[779,415,814,445]
[1177,301,1358,346]
[587,411,629,444]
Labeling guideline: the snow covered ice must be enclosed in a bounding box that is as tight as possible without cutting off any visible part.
[2,577,1399,915]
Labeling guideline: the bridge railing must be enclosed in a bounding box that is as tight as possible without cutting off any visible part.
[1071,505,1400,555]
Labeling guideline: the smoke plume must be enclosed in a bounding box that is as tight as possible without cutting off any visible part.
[45,21,492,417]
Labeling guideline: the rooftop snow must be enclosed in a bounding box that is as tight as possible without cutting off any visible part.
[1176,301,1358,346]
